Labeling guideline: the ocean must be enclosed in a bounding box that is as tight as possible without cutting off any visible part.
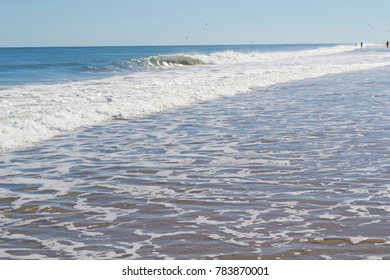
[0,44,390,259]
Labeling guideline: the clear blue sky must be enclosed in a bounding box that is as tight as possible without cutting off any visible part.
[1,0,390,47]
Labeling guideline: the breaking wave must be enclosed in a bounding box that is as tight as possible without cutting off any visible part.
[85,45,357,73]
[83,55,205,73]
[133,55,205,68]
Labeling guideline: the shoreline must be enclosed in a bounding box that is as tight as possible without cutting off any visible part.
[1,67,390,259]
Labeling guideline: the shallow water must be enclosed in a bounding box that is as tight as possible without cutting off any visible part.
[1,66,390,259]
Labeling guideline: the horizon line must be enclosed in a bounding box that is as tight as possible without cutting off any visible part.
[0,42,353,49]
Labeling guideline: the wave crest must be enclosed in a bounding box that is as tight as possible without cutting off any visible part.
[84,45,356,73]
[134,55,205,68]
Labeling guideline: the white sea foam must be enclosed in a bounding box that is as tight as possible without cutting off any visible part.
[1,45,389,152]
[192,44,356,64]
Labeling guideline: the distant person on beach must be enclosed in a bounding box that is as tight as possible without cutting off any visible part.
[387,41,389,48]
[361,42,363,48]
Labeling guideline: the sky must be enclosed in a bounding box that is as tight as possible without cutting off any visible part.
[1,0,390,47]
